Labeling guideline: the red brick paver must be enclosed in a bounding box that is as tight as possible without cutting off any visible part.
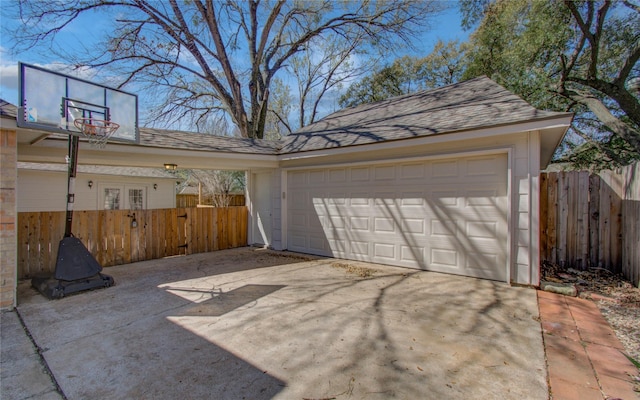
[538,290,639,400]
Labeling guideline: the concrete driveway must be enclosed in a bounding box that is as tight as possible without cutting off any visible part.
[10,247,547,399]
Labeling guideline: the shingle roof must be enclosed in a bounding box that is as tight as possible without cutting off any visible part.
[2,76,572,156]
[0,99,280,155]
[138,127,280,155]
[279,76,571,153]
[0,99,17,118]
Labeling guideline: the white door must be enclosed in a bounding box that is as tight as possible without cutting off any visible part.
[99,184,146,210]
[252,171,273,246]
[287,154,509,281]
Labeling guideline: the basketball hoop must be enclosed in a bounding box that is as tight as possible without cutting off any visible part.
[73,118,120,148]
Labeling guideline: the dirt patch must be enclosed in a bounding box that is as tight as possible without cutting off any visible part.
[331,262,378,278]
[261,251,317,261]
[542,261,640,379]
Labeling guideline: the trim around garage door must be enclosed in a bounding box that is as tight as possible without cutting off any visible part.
[282,149,513,282]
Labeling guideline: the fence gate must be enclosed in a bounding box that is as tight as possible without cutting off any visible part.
[177,210,189,255]
[17,207,248,279]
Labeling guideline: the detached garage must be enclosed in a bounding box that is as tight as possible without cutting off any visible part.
[259,76,573,286]
[4,76,573,311]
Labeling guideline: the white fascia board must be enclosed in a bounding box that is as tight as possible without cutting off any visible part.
[277,116,573,163]
[18,140,280,170]
[0,118,17,129]
[281,147,513,172]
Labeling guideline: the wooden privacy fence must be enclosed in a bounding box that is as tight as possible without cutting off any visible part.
[18,207,248,280]
[540,162,639,286]
[176,194,245,208]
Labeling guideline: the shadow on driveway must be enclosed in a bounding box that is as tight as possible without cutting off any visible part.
[15,247,547,399]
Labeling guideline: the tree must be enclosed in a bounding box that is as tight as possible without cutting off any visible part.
[263,77,292,140]
[463,0,640,167]
[188,170,245,208]
[11,0,444,139]
[282,35,374,133]
[339,40,468,108]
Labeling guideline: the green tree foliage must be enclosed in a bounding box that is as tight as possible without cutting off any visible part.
[463,0,640,169]
[339,40,468,109]
[458,0,492,30]
[559,134,640,172]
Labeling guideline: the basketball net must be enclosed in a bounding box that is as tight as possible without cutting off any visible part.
[73,118,120,148]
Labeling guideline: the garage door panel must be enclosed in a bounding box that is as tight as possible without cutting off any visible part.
[374,217,395,233]
[374,165,396,180]
[290,171,307,185]
[289,234,307,250]
[430,190,459,206]
[309,235,328,252]
[308,170,325,184]
[466,157,502,176]
[374,194,396,206]
[400,163,426,179]
[351,241,370,256]
[287,154,508,281]
[349,195,369,206]
[465,197,499,208]
[374,243,395,259]
[290,212,308,228]
[466,252,499,266]
[350,167,370,181]
[465,253,502,279]
[328,169,346,183]
[325,194,345,204]
[431,248,459,268]
[401,219,425,234]
[350,217,369,231]
[290,191,308,209]
[465,221,498,239]
[327,216,346,229]
[431,160,459,178]
[400,194,424,206]
[430,219,458,237]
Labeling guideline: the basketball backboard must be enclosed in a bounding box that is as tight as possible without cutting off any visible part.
[17,62,139,143]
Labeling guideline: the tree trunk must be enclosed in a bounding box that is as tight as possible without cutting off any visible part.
[571,91,640,153]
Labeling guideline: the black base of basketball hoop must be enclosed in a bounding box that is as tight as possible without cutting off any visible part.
[31,236,114,299]
[32,274,115,300]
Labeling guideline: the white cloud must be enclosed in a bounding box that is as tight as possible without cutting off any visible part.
[0,47,19,103]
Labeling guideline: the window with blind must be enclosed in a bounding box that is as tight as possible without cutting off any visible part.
[103,188,121,210]
[129,188,144,210]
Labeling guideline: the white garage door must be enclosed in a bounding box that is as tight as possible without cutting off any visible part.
[287,154,509,281]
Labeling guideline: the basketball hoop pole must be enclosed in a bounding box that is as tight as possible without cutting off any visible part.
[31,131,115,299]
[64,134,80,237]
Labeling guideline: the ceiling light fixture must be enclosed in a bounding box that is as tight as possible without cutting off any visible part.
[164,163,177,171]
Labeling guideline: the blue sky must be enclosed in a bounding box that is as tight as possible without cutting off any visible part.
[0,2,469,127]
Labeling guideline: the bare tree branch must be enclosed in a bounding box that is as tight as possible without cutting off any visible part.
[10,0,442,139]
[558,87,640,151]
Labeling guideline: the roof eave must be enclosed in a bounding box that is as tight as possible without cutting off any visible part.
[278,114,574,162]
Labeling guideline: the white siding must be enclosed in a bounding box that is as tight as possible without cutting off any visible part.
[271,172,283,250]
[250,170,275,247]
[17,169,176,212]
